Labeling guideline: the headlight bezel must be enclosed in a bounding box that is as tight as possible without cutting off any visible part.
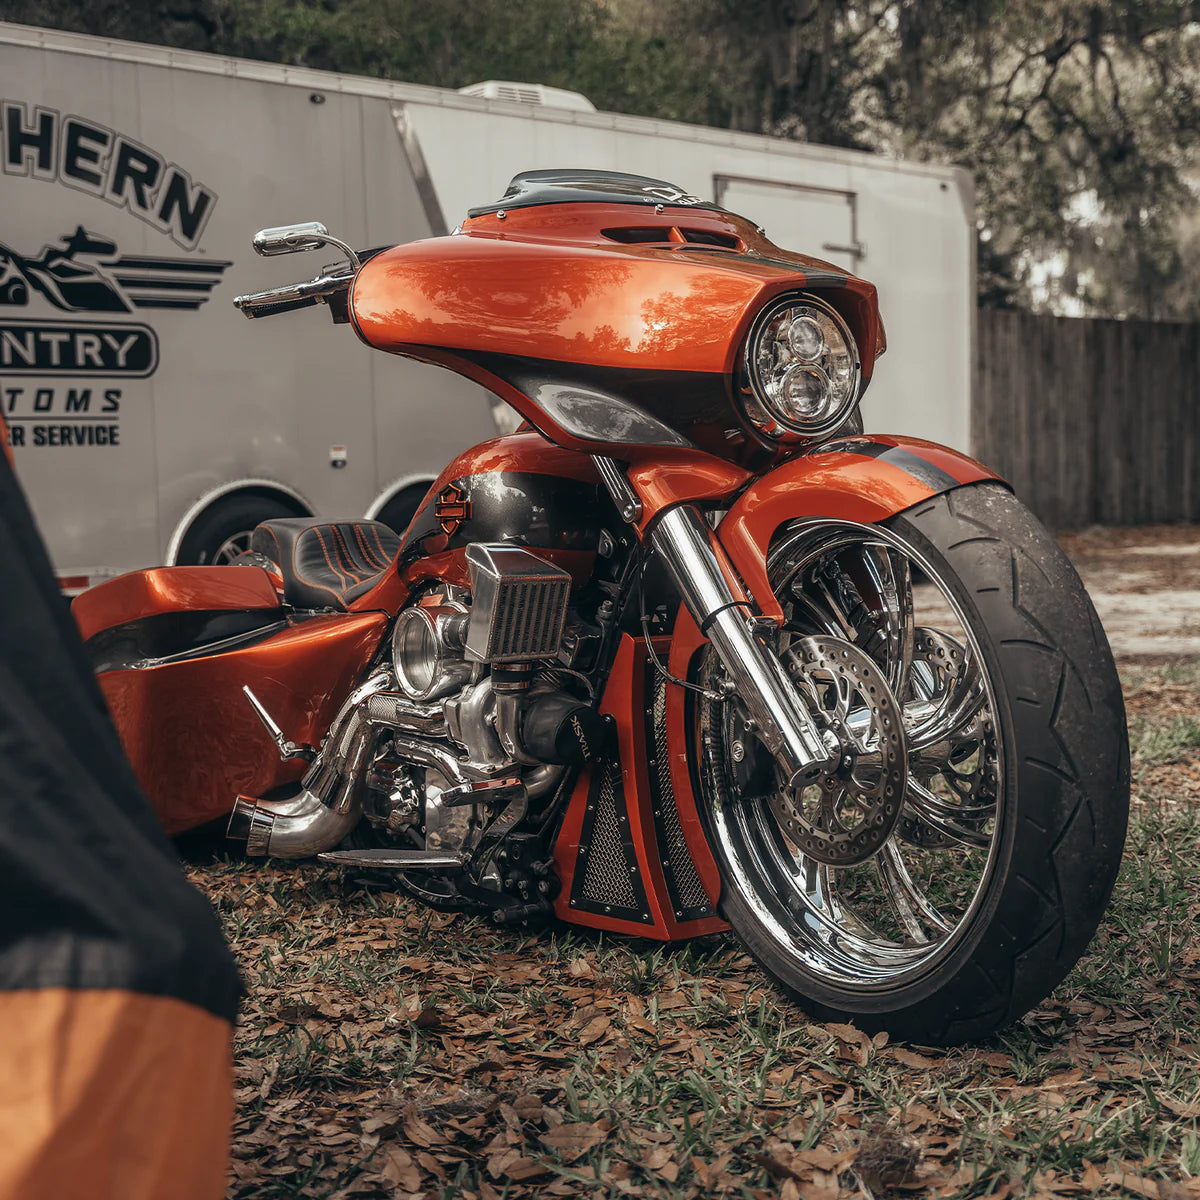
[740,292,862,442]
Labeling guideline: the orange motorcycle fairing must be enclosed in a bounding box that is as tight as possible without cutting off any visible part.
[72,565,282,643]
[349,202,882,465]
[553,634,727,940]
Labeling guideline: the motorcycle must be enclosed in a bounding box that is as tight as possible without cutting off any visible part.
[73,169,1129,1044]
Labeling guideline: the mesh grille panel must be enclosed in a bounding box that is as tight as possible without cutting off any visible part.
[579,759,638,910]
[650,672,713,917]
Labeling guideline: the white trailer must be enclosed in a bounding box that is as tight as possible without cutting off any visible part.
[0,22,974,586]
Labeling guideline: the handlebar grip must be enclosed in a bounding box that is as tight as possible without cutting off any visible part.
[237,294,321,319]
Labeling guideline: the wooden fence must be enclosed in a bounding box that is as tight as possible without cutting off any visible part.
[973,309,1200,529]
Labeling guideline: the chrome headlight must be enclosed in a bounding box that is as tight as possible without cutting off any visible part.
[742,294,861,439]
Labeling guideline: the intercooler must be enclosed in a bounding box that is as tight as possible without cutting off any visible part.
[465,543,572,663]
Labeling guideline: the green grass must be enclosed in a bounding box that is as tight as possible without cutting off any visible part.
[1130,716,1200,769]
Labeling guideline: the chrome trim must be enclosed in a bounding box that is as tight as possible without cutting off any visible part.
[251,221,362,269]
[364,692,447,737]
[388,733,495,787]
[228,672,389,855]
[741,293,862,442]
[231,652,559,859]
[650,505,837,783]
[231,788,360,858]
[318,847,464,870]
[242,685,316,761]
[165,478,313,565]
[253,221,328,256]
[391,604,472,701]
[592,455,642,523]
[234,265,356,318]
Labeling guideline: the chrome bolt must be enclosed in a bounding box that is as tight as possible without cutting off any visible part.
[731,740,745,763]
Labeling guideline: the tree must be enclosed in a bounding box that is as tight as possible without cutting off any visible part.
[872,1,1200,318]
[4,0,1197,316]
[612,0,1200,316]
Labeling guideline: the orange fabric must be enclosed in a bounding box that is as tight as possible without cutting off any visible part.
[0,989,232,1200]
[0,412,12,468]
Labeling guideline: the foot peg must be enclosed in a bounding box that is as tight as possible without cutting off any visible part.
[317,848,464,870]
[439,776,525,808]
[243,686,316,762]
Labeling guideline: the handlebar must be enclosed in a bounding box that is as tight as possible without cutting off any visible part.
[233,268,355,319]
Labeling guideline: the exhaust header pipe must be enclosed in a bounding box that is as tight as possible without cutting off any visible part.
[227,675,452,858]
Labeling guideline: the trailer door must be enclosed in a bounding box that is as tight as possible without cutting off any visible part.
[714,177,862,272]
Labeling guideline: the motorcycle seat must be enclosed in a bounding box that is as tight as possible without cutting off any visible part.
[251,518,400,610]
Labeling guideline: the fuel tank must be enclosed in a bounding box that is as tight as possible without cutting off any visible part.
[348,430,608,611]
[349,170,883,460]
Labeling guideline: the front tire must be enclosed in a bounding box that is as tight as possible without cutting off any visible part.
[697,483,1128,1044]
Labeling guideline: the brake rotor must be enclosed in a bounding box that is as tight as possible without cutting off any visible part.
[767,635,909,866]
[898,628,998,848]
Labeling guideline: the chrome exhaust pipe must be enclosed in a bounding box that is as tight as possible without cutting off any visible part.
[228,675,475,858]
[228,788,362,858]
[229,673,384,858]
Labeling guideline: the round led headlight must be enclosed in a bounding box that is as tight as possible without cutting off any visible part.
[742,294,861,439]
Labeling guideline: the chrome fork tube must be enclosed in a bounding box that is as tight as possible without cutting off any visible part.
[649,504,838,784]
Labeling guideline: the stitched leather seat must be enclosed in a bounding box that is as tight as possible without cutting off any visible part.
[251,518,400,610]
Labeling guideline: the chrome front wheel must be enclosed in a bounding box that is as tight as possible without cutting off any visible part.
[696,484,1128,1043]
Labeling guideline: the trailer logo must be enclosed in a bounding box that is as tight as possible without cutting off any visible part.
[1,105,230,448]
[2,103,219,250]
[0,227,229,319]
[1,320,157,377]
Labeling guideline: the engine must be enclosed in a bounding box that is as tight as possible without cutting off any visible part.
[359,543,607,870]
[229,539,613,922]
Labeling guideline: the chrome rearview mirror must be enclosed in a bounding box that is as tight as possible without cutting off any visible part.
[253,222,329,256]
[252,222,361,268]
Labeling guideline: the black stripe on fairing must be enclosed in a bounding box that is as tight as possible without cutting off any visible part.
[742,258,850,288]
[820,439,960,492]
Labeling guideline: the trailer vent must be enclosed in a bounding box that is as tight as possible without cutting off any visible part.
[458,81,596,112]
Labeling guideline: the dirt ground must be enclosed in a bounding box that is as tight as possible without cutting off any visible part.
[1058,525,1200,660]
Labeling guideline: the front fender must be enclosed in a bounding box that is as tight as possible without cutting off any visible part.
[719,435,1002,623]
